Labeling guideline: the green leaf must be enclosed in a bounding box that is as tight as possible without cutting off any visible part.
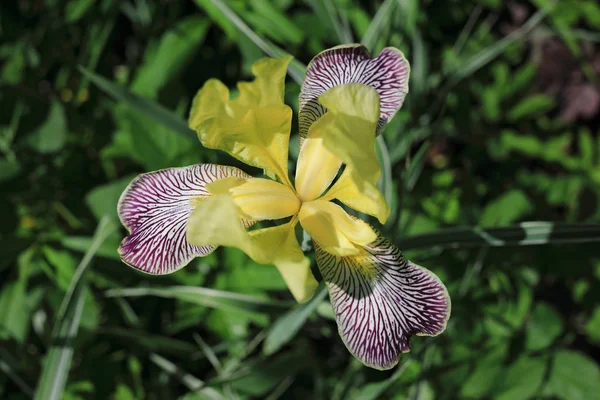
[399,222,600,249]
[495,356,546,400]
[0,159,20,182]
[112,385,136,400]
[106,106,198,170]
[507,95,555,121]
[579,128,594,167]
[79,67,194,139]
[480,190,533,227]
[65,0,94,23]
[131,16,210,99]
[61,232,121,260]
[28,101,67,154]
[584,306,600,344]
[42,247,78,291]
[105,286,293,314]
[353,360,413,400]
[85,175,134,220]
[227,351,309,396]
[544,351,600,400]
[0,281,29,343]
[34,218,116,400]
[263,284,327,356]
[1,42,26,84]
[525,302,563,351]
[460,344,507,398]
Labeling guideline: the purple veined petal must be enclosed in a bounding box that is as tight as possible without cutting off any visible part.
[299,44,410,136]
[314,232,450,370]
[118,164,252,275]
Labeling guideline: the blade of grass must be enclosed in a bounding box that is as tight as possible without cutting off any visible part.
[150,353,225,399]
[265,376,295,400]
[376,135,394,223]
[34,217,116,400]
[399,222,600,250]
[306,0,353,44]
[105,286,293,313]
[79,67,195,140]
[76,19,116,102]
[354,359,413,400]
[451,8,548,81]
[263,283,327,356]
[0,348,34,397]
[404,141,430,192]
[98,327,198,355]
[361,0,396,49]
[205,0,305,84]
[452,4,483,56]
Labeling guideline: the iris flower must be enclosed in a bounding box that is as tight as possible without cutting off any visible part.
[118,44,450,370]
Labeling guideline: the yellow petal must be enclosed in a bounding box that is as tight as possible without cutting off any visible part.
[294,135,342,201]
[230,178,300,221]
[250,222,318,303]
[186,195,317,302]
[237,56,291,107]
[321,168,389,224]
[298,200,377,257]
[311,83,390,223]
[206,176,249,196]
[188,57,293,184]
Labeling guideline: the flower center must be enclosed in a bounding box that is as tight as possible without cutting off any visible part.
[229,178,301,220]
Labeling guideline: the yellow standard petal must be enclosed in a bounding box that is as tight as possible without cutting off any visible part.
[310,83,390,223]
[295,134,342,201]
[298,200,377,257]
[186,194,318,302]
[188,56,294,185]
[230,178,300,221]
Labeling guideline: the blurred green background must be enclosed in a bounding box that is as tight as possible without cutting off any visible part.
[2,0,600,399]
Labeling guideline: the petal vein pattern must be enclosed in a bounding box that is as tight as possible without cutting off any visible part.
[315,233,450,370]
[299,44,409,136]
[118,164,251,274]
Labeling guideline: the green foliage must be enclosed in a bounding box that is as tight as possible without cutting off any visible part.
[544,351,600,400]
[1,0,600,399]
[27,101,68,154]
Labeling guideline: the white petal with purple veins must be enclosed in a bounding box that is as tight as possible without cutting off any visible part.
[299,44,410,136]
[315,232,450,370]
[118,164,251,274]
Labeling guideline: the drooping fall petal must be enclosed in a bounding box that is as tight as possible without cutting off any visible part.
[118,164,251,274]
[311,83,389,223]
[314,232,451,370]
[188,56,294,184]
[299,44,409,136]
[186,194,318,302]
